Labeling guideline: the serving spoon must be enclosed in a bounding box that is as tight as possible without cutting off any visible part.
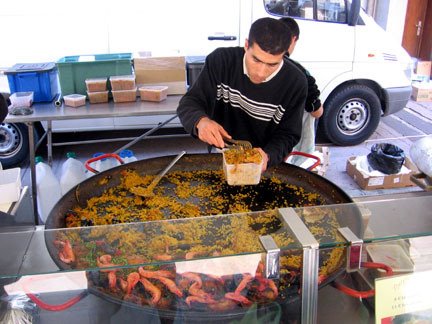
[130,150,186,197]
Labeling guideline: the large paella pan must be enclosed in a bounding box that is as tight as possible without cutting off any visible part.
[44,153,363,321]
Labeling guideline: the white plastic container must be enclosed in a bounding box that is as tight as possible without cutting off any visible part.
[10,92,34,107]
[35,156,61,223]
[60,152,87,195]
[119,149,138,163]
[63,94,86,108]
[0,168,21,204]
[366,243,414,274]
[222,149,263,185]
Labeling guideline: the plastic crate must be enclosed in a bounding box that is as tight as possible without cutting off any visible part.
[5,63,59,102]
[56,53,133,96]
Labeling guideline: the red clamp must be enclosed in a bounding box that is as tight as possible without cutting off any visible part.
[287,151,321,171]
[85,153,124,174]
[333,261,394,298]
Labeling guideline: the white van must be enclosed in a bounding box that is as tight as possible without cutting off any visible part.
[0,0,412,167]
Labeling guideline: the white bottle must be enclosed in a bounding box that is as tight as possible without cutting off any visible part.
[119,149,138,163]
[86,152,105,178]
[60,152,87,195]
[35,156,62,224]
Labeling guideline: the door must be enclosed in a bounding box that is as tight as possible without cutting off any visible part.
[402,0,429,58]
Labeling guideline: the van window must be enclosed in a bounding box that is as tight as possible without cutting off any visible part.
[264,0,347,23]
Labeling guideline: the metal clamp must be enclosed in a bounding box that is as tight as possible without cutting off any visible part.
[338,227,363,272]
[259,235,280,279]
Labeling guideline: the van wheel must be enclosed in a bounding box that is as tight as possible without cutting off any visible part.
[0,123,39,168]
[320,85,381,146]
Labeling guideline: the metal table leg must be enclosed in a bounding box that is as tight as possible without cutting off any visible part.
[26,121,39,225]
[47,120,53,166]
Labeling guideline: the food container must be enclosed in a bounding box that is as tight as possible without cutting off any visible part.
[63,94,86,108]
[87,91,109,104]
[112,88,137,103]
[139,85,168,102]
[56,53,133,96]
[366,243,413,274]
[109,75,136,91]
[0,168,21,204]
[223,148,263,185]
[9,92,34,107]
[5,62,59,102]
[85,78,108,92]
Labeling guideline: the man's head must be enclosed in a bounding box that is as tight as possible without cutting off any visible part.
[245,18,291,84]
[279,17,300,55]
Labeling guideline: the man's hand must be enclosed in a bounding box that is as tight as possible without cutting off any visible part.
[310,105,323,118]
[196,117,231,148]
[256,148,269,172]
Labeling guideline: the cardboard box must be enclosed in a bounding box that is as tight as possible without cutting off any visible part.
[415,61,431,77]
[346,156,417,190]
[133,56,187,95]
[411,82,432,102]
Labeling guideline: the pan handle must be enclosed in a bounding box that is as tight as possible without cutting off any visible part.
[85,153,124,174]
[287,151,321,171]
[332,261,394,298]
[26,291,88,311]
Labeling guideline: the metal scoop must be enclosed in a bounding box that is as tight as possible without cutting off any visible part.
[223,138,252,149]
[130,151,186,197]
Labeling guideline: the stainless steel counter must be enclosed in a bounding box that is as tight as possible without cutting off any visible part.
[4,97,182,225]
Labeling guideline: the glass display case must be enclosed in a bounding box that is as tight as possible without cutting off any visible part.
[1,195,432,323]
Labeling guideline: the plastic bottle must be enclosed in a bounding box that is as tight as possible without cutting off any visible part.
[119,149,138,164]
[86,152,108,177]
[60,152,87,195]
[35,156,61,224]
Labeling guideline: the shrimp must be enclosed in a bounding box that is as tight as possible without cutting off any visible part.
[234,273,253,295]
[54,240,76,264]
[180,272,202,288]
[126,272,140,295]
[139,277,162,306]
[225,292,252,307]
[138,267,175,279]
[155,276,183,298]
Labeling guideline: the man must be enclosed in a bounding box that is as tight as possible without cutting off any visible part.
[280,17,323,165]
[177,17,307,171]
[280,17,323,119]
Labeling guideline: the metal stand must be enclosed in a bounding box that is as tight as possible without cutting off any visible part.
[279,208,319,324]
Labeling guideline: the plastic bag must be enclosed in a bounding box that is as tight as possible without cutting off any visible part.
[289,112,316,166]
[367,143,405,175]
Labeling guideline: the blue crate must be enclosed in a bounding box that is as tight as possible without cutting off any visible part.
[5,63,59,102]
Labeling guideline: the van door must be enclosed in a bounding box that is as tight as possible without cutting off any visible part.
[107,0,241,56]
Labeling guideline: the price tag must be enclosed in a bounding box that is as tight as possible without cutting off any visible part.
[375,270,432,323]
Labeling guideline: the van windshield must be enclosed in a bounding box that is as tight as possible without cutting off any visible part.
[264,0,347,23]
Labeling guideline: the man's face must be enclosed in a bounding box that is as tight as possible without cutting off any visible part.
[244,39,284,84]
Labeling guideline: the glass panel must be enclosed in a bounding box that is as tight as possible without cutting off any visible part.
[264,0,314,19]
[0,211,308,278]
[317,0,347,22]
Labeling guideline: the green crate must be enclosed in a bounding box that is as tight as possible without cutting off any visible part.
[56,53,133,96]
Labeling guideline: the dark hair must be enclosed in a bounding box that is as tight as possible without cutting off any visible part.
[0,93,7,123]
[248,17,291,55]
[279,17,300,40]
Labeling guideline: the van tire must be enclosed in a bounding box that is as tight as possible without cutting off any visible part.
[320,85,381,146]
[0,122,39,168]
